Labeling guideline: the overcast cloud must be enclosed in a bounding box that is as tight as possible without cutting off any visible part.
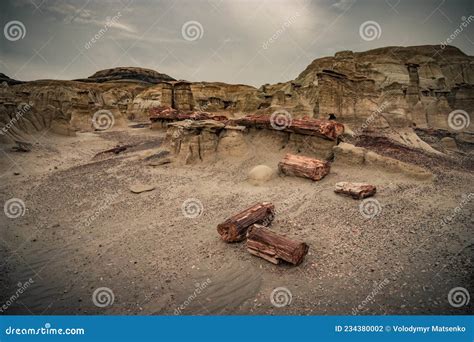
[1,0,473,86]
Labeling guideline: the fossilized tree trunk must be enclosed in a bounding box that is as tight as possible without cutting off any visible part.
[246,224,309,265]
[217,202,275,242]
[278,153,330,181]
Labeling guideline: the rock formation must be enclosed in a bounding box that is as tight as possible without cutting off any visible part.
[1,45,473,150]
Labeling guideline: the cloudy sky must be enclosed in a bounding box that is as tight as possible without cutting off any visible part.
[1,0,473,86]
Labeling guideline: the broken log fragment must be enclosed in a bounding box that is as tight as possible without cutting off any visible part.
[246,224,309,265]
[334,182,377,199]
[278,153,330,181]
[217,202,275,242]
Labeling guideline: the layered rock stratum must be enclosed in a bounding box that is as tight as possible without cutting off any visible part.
[1,45,473,149]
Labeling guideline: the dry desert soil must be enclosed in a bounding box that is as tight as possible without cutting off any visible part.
[0,126,473,315]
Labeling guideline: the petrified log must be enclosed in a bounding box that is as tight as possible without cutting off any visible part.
[232,115,344,141]
[149,106,228,123]
[334,182,376,199]
[217,202,275,242]
[246,224,309,265]
[278,153,330,181]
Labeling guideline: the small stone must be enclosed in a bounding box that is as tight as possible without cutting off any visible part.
[129,184,156,194]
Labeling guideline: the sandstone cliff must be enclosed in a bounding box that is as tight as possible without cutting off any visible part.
[1,45,473,147]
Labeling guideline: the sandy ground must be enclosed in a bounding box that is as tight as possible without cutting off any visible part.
[0,126,472,315]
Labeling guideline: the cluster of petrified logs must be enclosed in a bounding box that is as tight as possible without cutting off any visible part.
[217,202,309,266]
[149,107,344,141]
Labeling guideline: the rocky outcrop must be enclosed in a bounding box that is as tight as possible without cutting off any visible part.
[333,142,433,180]
[76,67,176,84]
[282,45,474,134]
[1,46,473,149]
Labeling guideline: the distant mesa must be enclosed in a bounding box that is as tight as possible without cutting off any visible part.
[75,67,176,84]
[0,73,23,85]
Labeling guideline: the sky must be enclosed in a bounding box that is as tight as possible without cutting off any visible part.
[1,0,473,87]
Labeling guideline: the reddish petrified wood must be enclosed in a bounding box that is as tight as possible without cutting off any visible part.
[278,153,330,181]
[232,115,344,141]
[217,202,275,242]
[149,106,228,123]
[246,224,309,265]
[334,182,376,199]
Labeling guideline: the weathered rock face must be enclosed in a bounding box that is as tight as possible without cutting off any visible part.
[1,46,473,147]
[280,45,474,133]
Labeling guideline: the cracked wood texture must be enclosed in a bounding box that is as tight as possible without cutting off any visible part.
[278,153,330,181]
[233,115,344,141]
[246,224,309,265]
[217,202,275,242]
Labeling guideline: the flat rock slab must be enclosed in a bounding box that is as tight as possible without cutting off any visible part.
[148,157,172,166]
[334,182,376,199]
[130,184,156,194]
